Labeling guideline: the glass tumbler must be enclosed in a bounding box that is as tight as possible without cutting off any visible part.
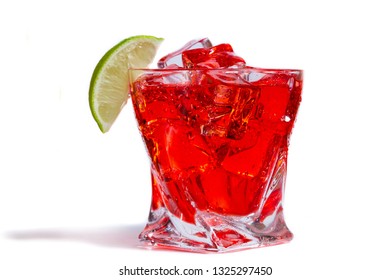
[129,67,303,252]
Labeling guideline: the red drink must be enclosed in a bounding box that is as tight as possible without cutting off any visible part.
[130,41,303,252]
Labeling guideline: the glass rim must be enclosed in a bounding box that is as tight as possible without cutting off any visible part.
[128,66,303,75]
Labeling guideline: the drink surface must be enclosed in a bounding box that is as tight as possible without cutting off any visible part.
[131,68,302,224]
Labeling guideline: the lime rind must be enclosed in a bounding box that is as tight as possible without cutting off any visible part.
[89,35,163,133]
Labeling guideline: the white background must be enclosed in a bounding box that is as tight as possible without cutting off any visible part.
[1,0,389,279]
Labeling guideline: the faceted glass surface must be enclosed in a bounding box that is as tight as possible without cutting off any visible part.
[129,67,303,252]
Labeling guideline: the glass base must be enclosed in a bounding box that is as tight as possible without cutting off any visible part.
[139,207,292,253]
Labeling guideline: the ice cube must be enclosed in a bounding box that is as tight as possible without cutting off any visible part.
[197,70,256,140]
[213,84,234,105]
[148,120,213,175]
[158,38,212,68]
[240,69,266,83]
[199,86,235,138]
[201,123,227,138]
[226,87,259,140]
[208,105,232,121]
[222,133,281,178]
[200,85,235,138]
[207,69,247,85]
[182,44,246,69]
[162,70,191,85]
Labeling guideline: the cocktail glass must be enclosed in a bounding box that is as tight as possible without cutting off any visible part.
[129,67,303,252]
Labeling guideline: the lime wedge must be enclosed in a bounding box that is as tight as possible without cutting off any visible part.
[89,35,163,133]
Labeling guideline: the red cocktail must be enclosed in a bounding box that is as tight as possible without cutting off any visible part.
[129,41,303,252]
